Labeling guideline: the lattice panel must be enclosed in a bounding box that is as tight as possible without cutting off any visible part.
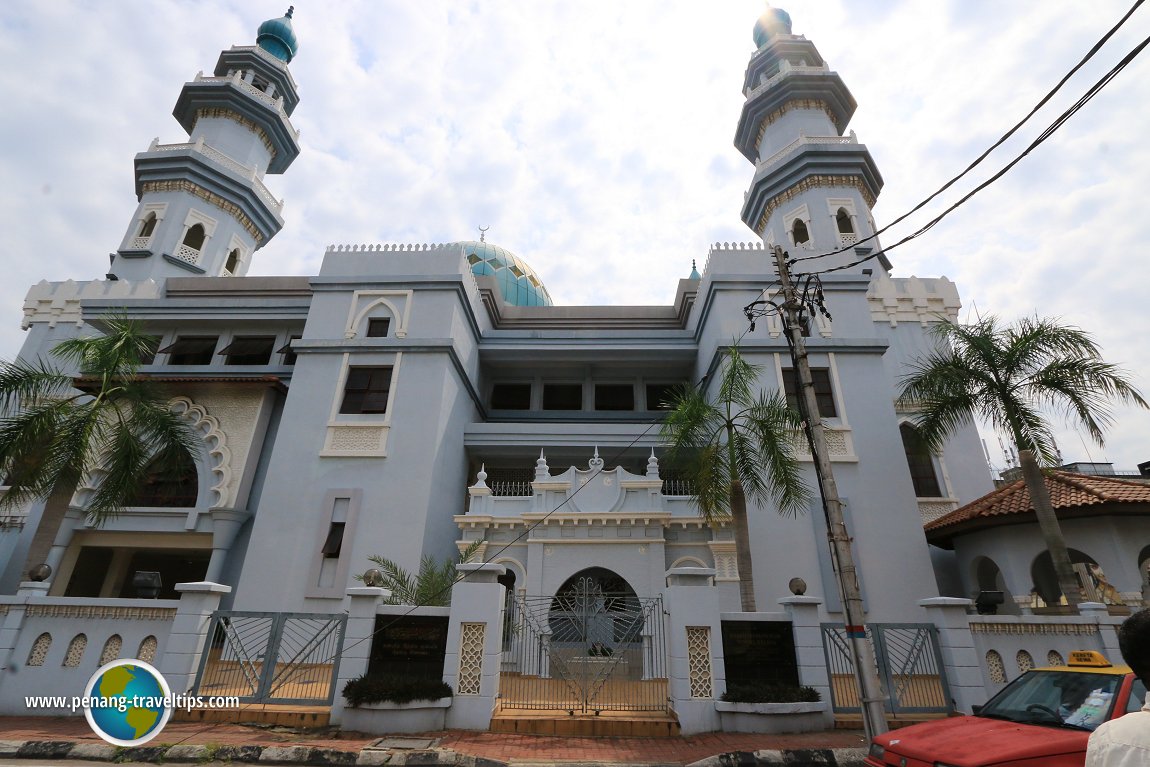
[324,425,386,455]
[457,623,485,695]
[686,627,714,699]
[100,635,123,665]
[27,633,52,667]
[137,635,158,662]
[173,244,202,265]
[1047,650,1065,666]
[986,650,1006,683]
[63,634,88,667]
[1016,650,1034,673]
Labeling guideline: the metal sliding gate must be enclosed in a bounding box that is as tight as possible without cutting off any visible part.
[820,623,952,715]
[499,577,670,713]
[192,611,347,705]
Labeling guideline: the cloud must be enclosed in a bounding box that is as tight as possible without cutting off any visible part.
[1,0,1147,469]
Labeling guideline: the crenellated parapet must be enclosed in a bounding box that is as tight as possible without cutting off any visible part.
[867,272,961,327]
[324,242,461,254]
[21,279,160,329]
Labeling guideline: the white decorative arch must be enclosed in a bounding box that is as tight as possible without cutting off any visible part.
[68,396,231,511]
[168,396,232,508]
[492,556,526,584]
[670,556,708,569]
[345,290,412,339]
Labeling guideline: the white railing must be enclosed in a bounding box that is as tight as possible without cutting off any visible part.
[756,131,858,174]
[172,243,202,265]
[744,61,830,100]
[191,71,300,141]
[147,138,284,215]
[130,235,153,250]
[838,232,859,248]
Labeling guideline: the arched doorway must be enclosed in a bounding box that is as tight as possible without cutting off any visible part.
[971,556,1017,615]
[1031,548,1119,607]
[497,567,669,715]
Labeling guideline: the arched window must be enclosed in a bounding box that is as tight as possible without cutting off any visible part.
[791,219,810,246]
[182,223,206,251]
[138,212,158,238]
[836,207,854,234]
[900,424,942,497]
[128,451,198,507]
[225,249,241,274]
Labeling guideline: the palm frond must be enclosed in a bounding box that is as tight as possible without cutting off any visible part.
[901,314,1148,464]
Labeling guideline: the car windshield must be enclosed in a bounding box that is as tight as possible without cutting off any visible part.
[978,670,1121,731]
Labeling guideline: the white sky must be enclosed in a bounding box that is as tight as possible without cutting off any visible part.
[1,1,1148,474]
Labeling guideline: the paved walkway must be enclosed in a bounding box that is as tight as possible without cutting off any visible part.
[0,717,869,765]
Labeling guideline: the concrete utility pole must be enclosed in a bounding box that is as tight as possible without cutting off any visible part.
[771,245,889,740]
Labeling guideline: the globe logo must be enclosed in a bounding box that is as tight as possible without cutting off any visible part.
[82,659,172,746]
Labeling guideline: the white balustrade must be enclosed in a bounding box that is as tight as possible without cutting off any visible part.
[145,141,283,215]
[172,243,202,265]
[756,132,858,174]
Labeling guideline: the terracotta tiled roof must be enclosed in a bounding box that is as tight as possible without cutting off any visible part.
[925,471,1150,536]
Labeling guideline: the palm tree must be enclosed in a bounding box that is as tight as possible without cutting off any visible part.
[898,315,1148,608]
[662,345,808,611]
[0,315,198,529]
[359,540,485,606]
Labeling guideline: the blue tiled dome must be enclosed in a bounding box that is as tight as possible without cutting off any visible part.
[257,7,298,63]
[459,241,553,307]
[753,6,793,48]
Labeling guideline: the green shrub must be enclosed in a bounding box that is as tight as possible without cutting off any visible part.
[720,682,820,703]
[342,675,453,707]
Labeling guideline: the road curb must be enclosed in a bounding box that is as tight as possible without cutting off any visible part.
[0,740,868,766]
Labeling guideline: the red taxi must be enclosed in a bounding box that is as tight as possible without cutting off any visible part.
[864,651,1147,767]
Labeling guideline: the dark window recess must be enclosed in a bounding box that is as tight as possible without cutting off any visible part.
[182,223,206,250]
[836,207,854,234]
[646,383,680,411]
[64,547,114,598]
[339,366,393,414]
[321,522,345,558]
[219,336,275,366]
[595,384,635,411]
[542,383,583,410]
[491,383,532,410]
[277,336,301,366]
[138,213,158,238]
[225,249,241,274]
[114,549,210,600]
[781,368,837,418]
[159,336,219,365]
[792,219,809,245]
[900,424,943,497]
[129,451,199,507]
[366,318,391,337]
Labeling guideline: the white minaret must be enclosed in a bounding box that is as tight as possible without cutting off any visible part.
[110,8,302,282]
[736,6,889,273]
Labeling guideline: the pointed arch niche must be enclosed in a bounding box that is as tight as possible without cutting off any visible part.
[346,290,412,339]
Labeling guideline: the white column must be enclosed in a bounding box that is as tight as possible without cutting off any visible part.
[328,586,387,725]
[443,563,505,730]
[779,595,833,723]
[919,597,982,714]
[159,582,231,696]
[664,567,723,735]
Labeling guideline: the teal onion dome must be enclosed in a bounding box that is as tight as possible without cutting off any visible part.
[753,6,793,48]
[460,241,553,307]
[257,7,298,63]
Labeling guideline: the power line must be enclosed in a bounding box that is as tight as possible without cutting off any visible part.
[784,0,1145,268]
[795,29,1150,279]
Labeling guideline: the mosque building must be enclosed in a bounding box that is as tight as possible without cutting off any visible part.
[0,6,1038,733]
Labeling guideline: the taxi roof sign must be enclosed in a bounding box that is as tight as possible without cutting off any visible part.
[1068,650,1112,667]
